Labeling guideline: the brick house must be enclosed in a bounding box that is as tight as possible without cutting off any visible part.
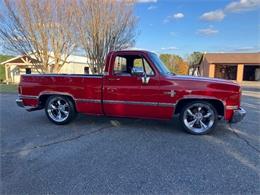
[198,53,260,82]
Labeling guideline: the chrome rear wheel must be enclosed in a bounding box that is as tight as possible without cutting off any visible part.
[47,97,69,122]
[45,95,76,125]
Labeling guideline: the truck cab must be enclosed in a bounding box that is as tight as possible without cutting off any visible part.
[103,50,174,119]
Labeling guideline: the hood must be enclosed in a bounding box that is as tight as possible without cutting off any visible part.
[165,74,240,92]
[174,75,239,85]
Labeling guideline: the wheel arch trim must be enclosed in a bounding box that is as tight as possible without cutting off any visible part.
[174,95,226,116]
[38,91,76,100]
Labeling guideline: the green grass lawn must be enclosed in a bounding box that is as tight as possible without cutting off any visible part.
[0,84,18,93]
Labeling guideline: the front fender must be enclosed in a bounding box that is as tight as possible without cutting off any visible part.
[174,95,229,120]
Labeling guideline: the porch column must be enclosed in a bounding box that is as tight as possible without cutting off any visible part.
[237,64,244,83]
[209,63,215,78]
[5,64,9,84]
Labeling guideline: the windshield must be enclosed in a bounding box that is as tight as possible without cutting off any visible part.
[149,53,174,75]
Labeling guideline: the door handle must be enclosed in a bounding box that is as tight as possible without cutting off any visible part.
[108,78,120,81]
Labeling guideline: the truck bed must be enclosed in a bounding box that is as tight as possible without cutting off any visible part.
[19,74,104,115]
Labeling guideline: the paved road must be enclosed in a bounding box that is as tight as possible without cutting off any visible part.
[1,93,259,194]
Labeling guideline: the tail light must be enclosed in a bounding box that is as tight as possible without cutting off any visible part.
[18,85,22,94]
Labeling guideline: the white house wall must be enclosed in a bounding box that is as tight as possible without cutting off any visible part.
[59,63,90,74]
[6,63,91,84]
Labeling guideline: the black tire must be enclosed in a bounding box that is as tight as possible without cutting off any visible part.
[45,95,76,125]
[179,100,218,135]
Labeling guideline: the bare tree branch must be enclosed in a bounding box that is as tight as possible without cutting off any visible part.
[0,0,76,73]
[74,0,137,74]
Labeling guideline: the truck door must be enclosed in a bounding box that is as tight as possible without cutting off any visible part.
[103,52,163,119]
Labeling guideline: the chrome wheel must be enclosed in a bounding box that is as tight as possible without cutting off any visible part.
[47,97,70,123]
[183,103,215,134]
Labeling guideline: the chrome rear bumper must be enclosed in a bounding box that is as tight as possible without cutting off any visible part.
[16,98,24,107]
[16,97,42,111]
[230,107,246,123]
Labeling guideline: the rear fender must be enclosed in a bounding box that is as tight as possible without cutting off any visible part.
[38,91,76,109]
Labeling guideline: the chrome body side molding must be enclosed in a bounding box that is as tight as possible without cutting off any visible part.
[103,100,175,107]
[19,95,38,99]
[18,95,176,108]
[75,99,102,103]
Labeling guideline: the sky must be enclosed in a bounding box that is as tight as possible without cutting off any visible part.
[134,0,260,57]
[0,0,259,58]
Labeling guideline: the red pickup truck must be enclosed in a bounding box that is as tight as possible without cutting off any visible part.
[16,50,246,135]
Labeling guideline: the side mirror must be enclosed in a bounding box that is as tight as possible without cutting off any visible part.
[131,67,144,77]
[131,67,150,84]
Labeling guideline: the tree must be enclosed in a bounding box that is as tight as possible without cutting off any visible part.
[74,0,137,74]
[160,54,174,72]
[160,54,188,74]
[187,52,203,75]
[0,0,76,73]
[174,60,189,75]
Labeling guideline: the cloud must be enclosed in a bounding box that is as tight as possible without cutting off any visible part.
[225,0,260,13]
[147,5,157,10]
[200,10,225,21]
[173,13,184,19]
[136,0,157,3]
[161,46,178,50]
[200,0,260,22]
[197,26,219,36]
[214,45,260,52]
[170,32,177,36]
[234,46,259,51]
[164,12,184,23]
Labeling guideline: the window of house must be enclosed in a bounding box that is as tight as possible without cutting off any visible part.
[93,67,97,74]
[14,67,20,76]
[25,68,31,74]
[84,67,89,74]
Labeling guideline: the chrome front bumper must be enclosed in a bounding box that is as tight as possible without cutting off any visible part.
[16,98,24,107]
[230,107,246,123]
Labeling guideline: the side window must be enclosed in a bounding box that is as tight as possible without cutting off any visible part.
[133,59,144,73]
[143,59,154,76]
[114,56,127,74]
[133,58,154,76]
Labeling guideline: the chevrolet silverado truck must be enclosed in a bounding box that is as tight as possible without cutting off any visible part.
[16,50,246,135]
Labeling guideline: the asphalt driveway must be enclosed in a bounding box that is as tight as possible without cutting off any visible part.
[1,92,259,194]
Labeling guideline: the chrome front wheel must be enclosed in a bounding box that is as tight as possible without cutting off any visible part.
[180,101,217,135]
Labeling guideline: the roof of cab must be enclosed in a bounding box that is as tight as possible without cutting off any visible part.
[110,49,155,55]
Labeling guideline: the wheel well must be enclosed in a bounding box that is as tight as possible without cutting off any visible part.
[39,94,76,110]
[174,99,224,116]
